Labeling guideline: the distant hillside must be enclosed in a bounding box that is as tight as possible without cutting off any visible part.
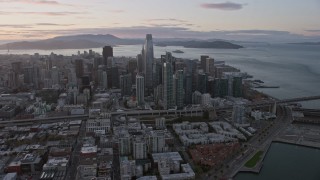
[156,40,243,49]
[0,34,143,50]
[0,34,244,50]
[289,42,320,45]
[0,39,105,50]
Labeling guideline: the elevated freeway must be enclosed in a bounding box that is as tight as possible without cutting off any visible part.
[0,95,319,127]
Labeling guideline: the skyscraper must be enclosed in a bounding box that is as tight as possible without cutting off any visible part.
[176,70,184,110]
[45,58,52,70]
[51,66,60,85]
[136,54,143,73]
[184,74,193,104]
[150,131,166,153]
[232,105,246,124]
[111,66,119,88]
[11,62,22,88]
[197,72,207,94]
[120,74,132,96]
[11,62,22,73]
[153,61,163,88]
[162,62,174,109]
[133,137,147,160]
[206,57,215,77]
[75,59,84,79]
[142,34,154,95]
[128,59,137,84]
[119,132,131,156]
[103,46,113,67]
[200,55,209,71]
[136,75,145,106]
[213,78,229,98]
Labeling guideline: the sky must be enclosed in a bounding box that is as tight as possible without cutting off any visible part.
[0,0,320,42]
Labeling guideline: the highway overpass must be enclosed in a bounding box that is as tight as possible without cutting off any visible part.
[0,95,319,126]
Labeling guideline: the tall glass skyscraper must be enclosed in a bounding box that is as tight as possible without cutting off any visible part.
[176,70,185,110]
[162,52,175,110]
[142,34,154,95]
[136,75,145,106]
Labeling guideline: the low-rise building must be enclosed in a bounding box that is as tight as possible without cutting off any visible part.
[80,146,98,158]
[86,118,111,135]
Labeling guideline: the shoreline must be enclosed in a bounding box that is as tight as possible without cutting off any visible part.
[234,140,320,177]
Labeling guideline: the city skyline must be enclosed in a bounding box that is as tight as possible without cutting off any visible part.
[0,0,320,42]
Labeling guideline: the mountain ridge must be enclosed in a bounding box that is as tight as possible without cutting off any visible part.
[0,34,243,50]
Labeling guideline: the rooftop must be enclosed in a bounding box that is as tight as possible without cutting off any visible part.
[81,146,98,154]
[152,152,183,163]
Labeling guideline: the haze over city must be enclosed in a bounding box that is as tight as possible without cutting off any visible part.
[0,1,320,180]
[1,0,320,42]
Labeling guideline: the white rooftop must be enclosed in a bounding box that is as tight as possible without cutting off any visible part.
[152,152,182,163]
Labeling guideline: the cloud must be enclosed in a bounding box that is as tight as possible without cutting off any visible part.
[143,18,194,28]
[145,18,188,23]
[36,23,74,26]
[0,11,86,16]
[0,0,68,6]
[0,24,32,28]
[201,2,244,11]
[109,10,125,13]
[0,0,56,5]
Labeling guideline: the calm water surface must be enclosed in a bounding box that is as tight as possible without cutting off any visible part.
[235,143,320,180]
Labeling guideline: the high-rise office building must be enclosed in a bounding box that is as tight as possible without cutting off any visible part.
[102,71,108,89]
[163,62,174,109]
[192,91,202,104]
[200,56,215,77]
[200,55,209,72]
[176,70,184,110]
[119,133,131,156]
[223,73,243,97]
[103,46,113,67]
[206,57,215,77]
[106,68,113,89]
[133,137,147,160]
[213,78,229,97]
[128,59,137,84]
[184,74,193,104]
[233,76,243,97]
[142,34,154,95]
[172,74,176,107]
[150,131,165,153]
[153,61,163,88]
[32,65,40,89]
[45,59,52,70]
[111,66,119,88]
[75,59,84,79]
[137,54,144,73]
[11,62,22,73]
[232,105,246,124]
[197,72,207,94]
[175,61,186,72]
[93,57,103,70]
[105,66,119,89]
[120,74,132,96]
[11,62,22,88]
[80,75,91,93]
[136,75,145,106]
[162,52,175,110]
[51,66,60,85]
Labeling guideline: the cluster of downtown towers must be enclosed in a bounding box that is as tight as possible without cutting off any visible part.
[100,34,242,110]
